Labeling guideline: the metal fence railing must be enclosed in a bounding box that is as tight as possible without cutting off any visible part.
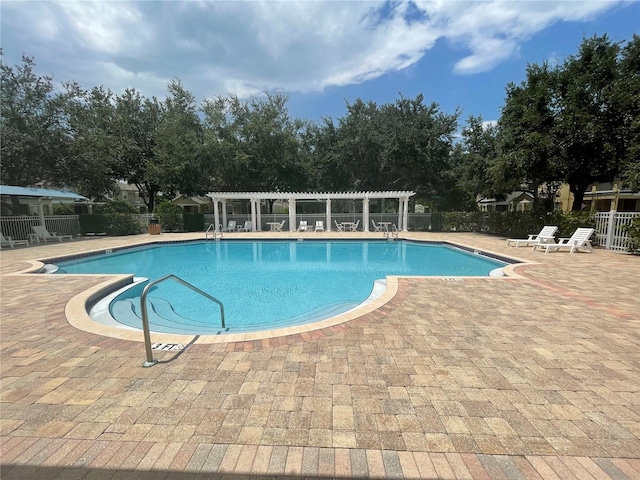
[594,211,640,252]
[0,215,81,241]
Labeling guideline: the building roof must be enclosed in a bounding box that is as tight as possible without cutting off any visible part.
[0,185,88,201]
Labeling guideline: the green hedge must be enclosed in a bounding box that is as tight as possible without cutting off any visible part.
[183,213,204,232]
[438,211,596,240]
[104,213,143,236]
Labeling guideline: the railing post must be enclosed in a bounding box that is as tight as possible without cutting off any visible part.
[140,283,158,368]
[605,210,616,250]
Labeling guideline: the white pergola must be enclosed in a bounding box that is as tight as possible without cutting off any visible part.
[206,191,416,232]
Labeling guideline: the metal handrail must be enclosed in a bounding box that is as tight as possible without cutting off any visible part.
[205,223,222,241]
[383,224,399,240]
[140,274,225,367]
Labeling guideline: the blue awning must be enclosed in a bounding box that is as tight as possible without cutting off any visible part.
[0,185,88,201]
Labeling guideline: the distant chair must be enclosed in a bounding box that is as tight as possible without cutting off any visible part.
[350,220,360,232]
[238,221,252,232]
[1,232,29,248]
[276,219,286,232]
[298,220,308,232]
[334,220,344,232]
[533,227,595,254]
[371,220,382,232]
[32,225,73,243]
[223,220,237,232]
[315,221,324,232]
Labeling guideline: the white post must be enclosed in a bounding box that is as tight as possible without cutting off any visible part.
[256,200,262,231]
[213,198,220,231]
[37,198,46,227]
[221,200,227,229]
[326,199,332,232]
[397,198,403,231]
[402,196,410,231]
[288,198,296,232]
[363,197,370,232]
[250,199,257,231]
[606,210,616,250]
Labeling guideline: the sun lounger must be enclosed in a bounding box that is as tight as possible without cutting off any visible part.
[32,226,73,242]
[506,226,558,247]
[533,227,595,254]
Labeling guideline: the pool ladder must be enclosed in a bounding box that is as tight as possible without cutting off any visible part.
[140,274,225,367]
[383,224,399,241]
[205,223,223,241]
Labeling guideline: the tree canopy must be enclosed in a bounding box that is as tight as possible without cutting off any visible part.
[1,34,638,213]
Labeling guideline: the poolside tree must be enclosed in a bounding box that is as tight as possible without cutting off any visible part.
[151,80,210,200]
[551,34,629,210]
[0,55,70,188]
[616,34,640,190]
[496,63,558,211]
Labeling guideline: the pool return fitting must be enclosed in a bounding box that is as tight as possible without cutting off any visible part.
[140,274,225,367]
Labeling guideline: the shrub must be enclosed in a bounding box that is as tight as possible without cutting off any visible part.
[53,203,75,215]
[623,217,640,252]
[154,202,183,232]
[183,213,204,232]
[104,213,143,236]
[97,201,138,214]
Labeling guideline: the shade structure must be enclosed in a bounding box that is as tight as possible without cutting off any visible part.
[206,191,416,232]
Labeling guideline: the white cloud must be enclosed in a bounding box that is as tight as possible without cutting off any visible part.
[0,0,626,101]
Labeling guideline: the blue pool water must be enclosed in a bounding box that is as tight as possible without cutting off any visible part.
[54,240,507,334]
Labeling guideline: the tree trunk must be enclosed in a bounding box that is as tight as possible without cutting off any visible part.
[570,184,587,211]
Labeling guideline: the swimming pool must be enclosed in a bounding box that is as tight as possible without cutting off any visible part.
[54,240,508,335]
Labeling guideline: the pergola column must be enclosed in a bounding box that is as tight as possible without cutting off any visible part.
[221,200,227,228]
[256,200,262,231]
[250,198,257,231]
[212,198,220,231]
[326,199,332,232]
[288,198,296,232]
[402,196,410,231]
[363,197,370,232]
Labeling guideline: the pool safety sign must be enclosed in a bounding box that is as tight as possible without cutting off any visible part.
[151,343,185,351]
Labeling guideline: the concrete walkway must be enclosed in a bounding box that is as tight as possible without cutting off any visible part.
[1,232,639,479]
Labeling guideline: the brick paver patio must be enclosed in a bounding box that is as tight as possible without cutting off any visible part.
[1,231,639,479]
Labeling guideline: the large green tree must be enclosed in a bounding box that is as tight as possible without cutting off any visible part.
[497,63,558,211]
[0,55,69,188]
[151,80,209,199]
[553,34,628,210]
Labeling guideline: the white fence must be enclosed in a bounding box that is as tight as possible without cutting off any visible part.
[0,215,81,241]
[594,211,640,252]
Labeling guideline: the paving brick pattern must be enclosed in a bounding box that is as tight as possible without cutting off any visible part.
[1,232,639,479]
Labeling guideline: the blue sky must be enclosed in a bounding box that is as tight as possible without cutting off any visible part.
[2,1,638,126]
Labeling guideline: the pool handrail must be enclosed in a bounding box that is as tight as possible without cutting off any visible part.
[205,223,223,241]
[140,274,226,367]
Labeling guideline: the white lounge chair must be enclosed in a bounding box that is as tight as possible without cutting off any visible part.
[506,226,558,247]
[315,221,324,232]
[1,232,29,248]
[32,226,73,243]
[223,220,237,232]
[237,221,252,232]
[298,220,309,232]
[533,227,595,254]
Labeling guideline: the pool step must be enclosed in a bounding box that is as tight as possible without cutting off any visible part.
[111,297,224,335]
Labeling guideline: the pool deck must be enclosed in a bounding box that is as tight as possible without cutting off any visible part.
[1,231,639,479]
